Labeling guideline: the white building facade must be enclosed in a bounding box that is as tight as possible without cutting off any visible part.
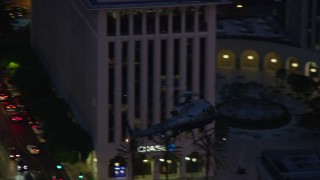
[31,0,230,179]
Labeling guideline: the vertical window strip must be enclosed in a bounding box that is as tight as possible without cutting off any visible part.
[174,38,180,103]
[147,40,154,127]
[107,11,116,36]
[199,38,206,96]
[134,10,143,35]
[172,8,181,33]
[161,39,167,121]
[186,38,193,90]
[135,41,141,125]
[108,42,115,142]
[121,41,128,141]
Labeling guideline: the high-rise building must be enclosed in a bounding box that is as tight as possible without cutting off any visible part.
[31,0,231,179]
[285,0,320,52]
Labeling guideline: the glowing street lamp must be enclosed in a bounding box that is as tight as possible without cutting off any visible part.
[236,4,243,8]
[222,54,229,59]
[310,68,317,73]
[247,55,254,60]
[270,58,278,63]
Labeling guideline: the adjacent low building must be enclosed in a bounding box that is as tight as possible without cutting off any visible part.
[258,149,320,180]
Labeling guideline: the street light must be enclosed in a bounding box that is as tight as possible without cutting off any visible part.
[56,164,62,170]
[78,172,84,179]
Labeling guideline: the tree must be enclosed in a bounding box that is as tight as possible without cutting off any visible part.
[192,132,226,180]
[299,112,320,130]
[186,151,203,174]
[153,134,183,180]
[275,68,287,87]
[117,138,144,180]
[287,73,317,99]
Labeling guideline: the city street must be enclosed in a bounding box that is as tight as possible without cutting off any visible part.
[0,73,69,179]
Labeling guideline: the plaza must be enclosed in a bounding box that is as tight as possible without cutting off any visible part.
[213,68,320,180]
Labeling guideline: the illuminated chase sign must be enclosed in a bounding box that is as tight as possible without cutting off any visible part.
[137,144,176,153]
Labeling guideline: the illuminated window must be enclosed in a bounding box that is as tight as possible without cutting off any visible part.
[133,156,151,176]
[109,156,126,177]
[160,160,177,174]
[186,152,202,173]
[291,63,299,67]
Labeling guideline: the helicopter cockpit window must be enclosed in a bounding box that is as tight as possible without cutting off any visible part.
[171,110,178,116]
[208,106,215,112]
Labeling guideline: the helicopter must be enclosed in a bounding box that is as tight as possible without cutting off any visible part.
[126,91,219,142]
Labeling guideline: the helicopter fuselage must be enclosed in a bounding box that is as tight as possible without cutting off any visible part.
[130,99,216,139]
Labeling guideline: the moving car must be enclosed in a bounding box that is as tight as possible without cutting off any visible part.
[8,147,21,160]
[0,93,9,101]
[50,172,64,180]
[6,104,17,112]
[26,145,40,154]
[36,134,46,143]
[25,115,40,125]
[14,96,25,107]
[10,113,24,122]
[16,158,28,172]
[31,125,43,134]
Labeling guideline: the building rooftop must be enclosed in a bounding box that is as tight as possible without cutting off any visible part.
[82,0,232,9]
[216,16,295,45]
[261,149,320,180]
